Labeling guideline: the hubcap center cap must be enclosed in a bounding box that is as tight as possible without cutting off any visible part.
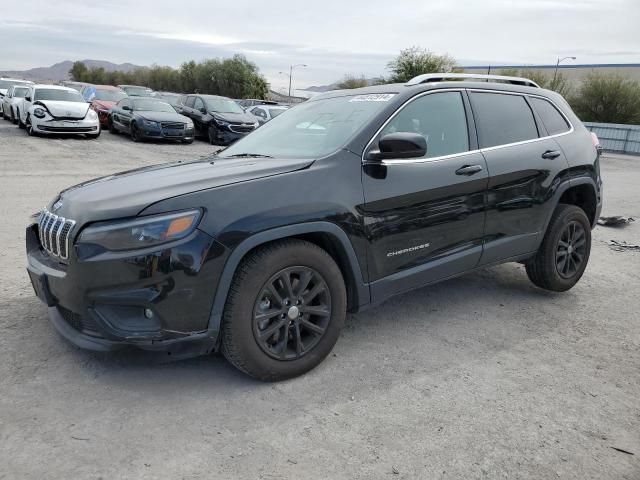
[287,306,300,320]
[568,245,574,254]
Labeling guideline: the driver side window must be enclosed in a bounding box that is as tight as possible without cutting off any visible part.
[194,97,205,112]
[381,92,469,159]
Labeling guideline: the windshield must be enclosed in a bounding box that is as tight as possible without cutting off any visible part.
[13,87,29,98]
[205,97,244,114]
[34,89,85,102]
[0,80,30,89]
[133,99,175,112]
[94,89,127,102]
[218,94,396,159]
[269,108,287,118]
[159,94,180,106]
[124,86,154,97]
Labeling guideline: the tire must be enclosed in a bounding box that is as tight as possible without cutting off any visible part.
[108,117,118,134]
[17,109,25,129]
[207,124,218,145]
[526,204,592,292]
[11,108,17,124]
[25,114,37,136]
[221,239,347,381]
[87,129,101,139]
[130,122,142,142]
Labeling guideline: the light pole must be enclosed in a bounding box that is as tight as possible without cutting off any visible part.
[553,56,576,87]
[280,64,307,102]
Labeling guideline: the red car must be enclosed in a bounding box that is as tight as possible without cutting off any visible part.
[81,85,127,127]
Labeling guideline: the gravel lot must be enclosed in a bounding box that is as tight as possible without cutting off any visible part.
[0,120,638,480]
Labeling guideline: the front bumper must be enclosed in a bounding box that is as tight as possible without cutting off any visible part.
[212,125,256,145]
[139,123,195,141]
[26,222,230,357]
[32,116,100,135]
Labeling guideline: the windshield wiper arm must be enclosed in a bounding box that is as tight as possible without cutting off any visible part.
[226,153,273,158]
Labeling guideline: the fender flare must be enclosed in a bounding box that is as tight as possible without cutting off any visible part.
[206,222,370,339]
[540,176,599,240]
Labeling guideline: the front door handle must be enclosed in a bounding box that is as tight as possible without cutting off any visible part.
[542,150,561,159]
[455,165,483,176]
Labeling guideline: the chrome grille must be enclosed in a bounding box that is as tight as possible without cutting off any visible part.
[38,209,76,259]
[229,124,256,134]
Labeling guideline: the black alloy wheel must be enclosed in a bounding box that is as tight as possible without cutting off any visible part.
[207,124,218,145]
[252,266,332,361]
[555,221,587,279]
[130,122,141,142]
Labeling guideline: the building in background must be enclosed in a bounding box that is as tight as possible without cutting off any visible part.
[462,64,640,84]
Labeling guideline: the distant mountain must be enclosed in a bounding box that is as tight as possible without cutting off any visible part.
[0,60,144,82]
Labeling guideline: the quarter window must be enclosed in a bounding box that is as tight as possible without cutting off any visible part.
[380,92,469,158]
[530,97,570,135]
[470,92,539,148]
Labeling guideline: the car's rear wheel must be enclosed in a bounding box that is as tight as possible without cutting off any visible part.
[526,204,591,292]
[130,122,142,142]
[207,124,218,145]
[10,108,17,124]
[221,239,347,381]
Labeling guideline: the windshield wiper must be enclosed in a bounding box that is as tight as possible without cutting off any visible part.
[226,153,273,158]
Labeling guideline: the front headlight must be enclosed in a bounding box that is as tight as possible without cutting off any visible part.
[77,210,201,251]
[33,107,46,119]
[142,119,158,127]
[87,109,98,120]
[214,118,230,127]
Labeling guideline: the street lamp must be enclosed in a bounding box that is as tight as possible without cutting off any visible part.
[553,56,576,86]
[279,64,307,102]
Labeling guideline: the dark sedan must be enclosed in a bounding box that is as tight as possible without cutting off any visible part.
[178,94,259,145]
[108,98,195,143]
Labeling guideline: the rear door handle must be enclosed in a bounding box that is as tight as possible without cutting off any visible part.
[455,164,483,176]
[542,150,561,159]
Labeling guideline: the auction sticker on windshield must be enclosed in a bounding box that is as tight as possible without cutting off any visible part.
[349,94,396,102]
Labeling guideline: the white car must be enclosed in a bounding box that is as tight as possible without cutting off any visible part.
[0,77,33,116]
[18,85,100,138]
[2,85,31,123]
[246,104,289,125]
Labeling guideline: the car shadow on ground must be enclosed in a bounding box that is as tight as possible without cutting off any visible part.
[11,263,562,390]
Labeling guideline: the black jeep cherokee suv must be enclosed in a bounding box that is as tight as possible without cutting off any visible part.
[26,73,602,381]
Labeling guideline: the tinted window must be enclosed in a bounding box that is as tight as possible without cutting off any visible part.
[13,87,28,98]
[253,107,267,118]
[133,99,175,112]
[530,97,570,135]
[205,97,244,114]
[194,97,205,111]
[94,89,127,102]
[118,99,131,109]
[380,92,469,158]
[470,92,538,148]
[269,108,286,118]
[185,96,195,108]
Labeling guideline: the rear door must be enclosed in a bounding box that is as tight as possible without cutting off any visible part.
[192,97,207,134]
[468,90,570,265]
[362,90,488,300]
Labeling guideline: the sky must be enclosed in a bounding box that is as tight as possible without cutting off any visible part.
[1,0,638,91]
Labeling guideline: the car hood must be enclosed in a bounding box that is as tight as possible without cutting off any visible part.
[137,111,190,123]
[212,111,257,124]
[92,100,116,110]
[50,156,314,225]
[35,100,90,119]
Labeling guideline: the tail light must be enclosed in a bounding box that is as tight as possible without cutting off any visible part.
[590,132,602,151]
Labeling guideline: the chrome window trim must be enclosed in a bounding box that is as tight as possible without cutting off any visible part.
[362,88,574,166]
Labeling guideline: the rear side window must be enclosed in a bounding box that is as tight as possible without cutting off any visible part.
[381,91,469,158]
[470,92,539,148]
[185,96,195,108]
[530,97,570,135]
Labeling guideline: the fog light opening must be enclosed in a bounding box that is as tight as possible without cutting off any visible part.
[144,308,154,319]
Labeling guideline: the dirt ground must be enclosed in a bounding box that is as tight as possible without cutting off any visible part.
[0,120,638,480]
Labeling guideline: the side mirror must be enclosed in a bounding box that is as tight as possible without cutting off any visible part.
[122,105,131,111]
[366,132,427,161]
[25,96,31,102]
[199,107,207,114]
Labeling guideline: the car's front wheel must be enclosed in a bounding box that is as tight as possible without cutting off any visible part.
[130,122,142,142]
[207,124,218,145]
[526,204,592,291]
[221,239,347,381]
[25,114,37,136]
[17,109,25,129]
[108,117,118,134]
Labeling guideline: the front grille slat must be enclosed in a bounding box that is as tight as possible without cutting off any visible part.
[37,209,76,260]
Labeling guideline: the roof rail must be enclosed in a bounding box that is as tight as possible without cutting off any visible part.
[406,73,541,88]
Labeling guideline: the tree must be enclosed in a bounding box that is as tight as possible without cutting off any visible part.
[570,73,640,124]
[336,74,368,89]
[386,47,457,83]
[69,61,88,81]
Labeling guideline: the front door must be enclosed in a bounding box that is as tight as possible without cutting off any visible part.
[361,90,488,302]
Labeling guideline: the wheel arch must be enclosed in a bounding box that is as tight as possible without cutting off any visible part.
[542,177,599,236]
[207,222,370,340]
